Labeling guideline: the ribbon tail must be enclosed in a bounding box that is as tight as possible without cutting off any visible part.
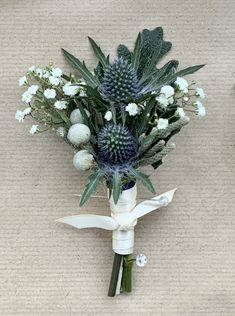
[132,188,177,219]
[55,214,118,231]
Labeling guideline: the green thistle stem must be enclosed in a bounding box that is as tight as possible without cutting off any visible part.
[121,255,133,293]
[108,253,123,297]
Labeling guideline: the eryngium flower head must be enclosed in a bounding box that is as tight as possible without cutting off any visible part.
[97,123,138,164]
[99,58,141,102]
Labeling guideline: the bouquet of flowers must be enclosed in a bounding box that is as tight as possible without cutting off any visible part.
[16,27,206,296]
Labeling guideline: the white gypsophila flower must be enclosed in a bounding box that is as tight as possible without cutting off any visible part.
[79,89,87,97]
[51,67,62,78]
[195,87,205,99]
[63,82,79,96]
[79,80,86,86]
[104,111,112,121]
[136,254,147,267]
[73,149,94,171]
[35,68,43,78]
[28,65,36,72]
[28,85,39,95]
[183,96,189,103]
[42,71,50,79]
[57,127,66,137]
[194,101,206,117]
[19,76,27,86]
[49,76,61,86]
[54,100,67,110]
[23,107,32,115]
[158,118,169,130]
[125,103,139,116]
[67,123,91,145]
[29,124,38,134]
[155,96,169,108]
[168,97,174,104]
[44,88,56,99]
[176,107,185,117]
[197,106,206,117]
[175,77,189,93]
[22,90,33,103]
[15,110,25,122]
[160,85,174,98]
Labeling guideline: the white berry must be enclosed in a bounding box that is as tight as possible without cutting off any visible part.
[70,108,90,125]
[73,149,94,171]
[67,123,91,145]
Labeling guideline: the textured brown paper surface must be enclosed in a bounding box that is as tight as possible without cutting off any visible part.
[0,0,235,315]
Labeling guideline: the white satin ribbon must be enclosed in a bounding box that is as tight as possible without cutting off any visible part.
[56,187,177,254]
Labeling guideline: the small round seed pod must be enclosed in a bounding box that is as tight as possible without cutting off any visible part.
[73,149,94,171]
[70,109,90,125]
[67,123,91,145]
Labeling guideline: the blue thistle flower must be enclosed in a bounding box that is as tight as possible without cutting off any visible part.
[99,58,141,102]
[97,123,138,165]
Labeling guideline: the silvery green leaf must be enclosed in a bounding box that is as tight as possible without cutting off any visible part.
[79,171,103,206]
[130,169,155,194]
[62,48,99,88]
[88,37,109,68]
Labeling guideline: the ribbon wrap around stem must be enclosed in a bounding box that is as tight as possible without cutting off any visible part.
[56,185,177,255]
[109,184,137,254]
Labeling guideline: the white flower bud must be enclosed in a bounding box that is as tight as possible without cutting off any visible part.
[67,123,91,145]
[70,109,90,125]
[73,149,94,171]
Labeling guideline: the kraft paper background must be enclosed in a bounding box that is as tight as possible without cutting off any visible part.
[0,0,234,315]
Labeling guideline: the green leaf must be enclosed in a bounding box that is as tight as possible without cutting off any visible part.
[130,169,155,194]
[62,48,99,88]
[55,110,72,127]
[79,171,103,206]
[117,44,132,63]
[137,27,172,79]
[88,37,108,68]
[112,172,122,204]
[152,160,163,170]
[120,107,126,126]
[142,39,163,79]
[139,126,159,155]
[137,97,156,134]
[140,60,178,86]
[132,32,142,71]
[138,143,175,166]
[74,98,90,127]
[144,64,205,93]
[140,139,165,159]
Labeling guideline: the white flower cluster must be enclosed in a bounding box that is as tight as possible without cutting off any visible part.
[22,84,39,103]
[15,107,32,122]
[125,103,139,116]
[194,101,206,117]
[155,85,174,107]
[29,125,39,134]
[152,77,206,130]
[104,111,112,121]
[16,64,88,136]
